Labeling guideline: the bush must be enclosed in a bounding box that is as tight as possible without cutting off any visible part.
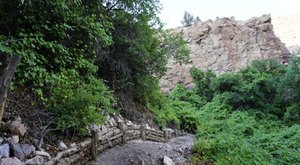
[47,70,116,135]
[145,85,180,129]
[190,67,216,100]
[251,124,300,164]
[283,104,300,124]
[212,73,242,93]
[183,59,300,164]
[169,84,206,108]
[193,134,272,165]
[169,99,198,133]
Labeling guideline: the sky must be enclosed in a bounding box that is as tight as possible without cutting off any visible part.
[159,0,300,28]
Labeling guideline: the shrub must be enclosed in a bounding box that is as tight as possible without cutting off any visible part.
[169,84,206,108]
[187,59,300,164]
[193,134,272,165]
[212,73,241,93]
[283,104,300,124]
[47,70,116,135]
[169,99,198,133]
[190,67,216,100]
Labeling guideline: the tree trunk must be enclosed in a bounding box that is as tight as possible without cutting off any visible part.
[0,54,21,122]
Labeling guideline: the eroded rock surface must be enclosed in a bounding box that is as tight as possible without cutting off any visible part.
[160,14,290,92]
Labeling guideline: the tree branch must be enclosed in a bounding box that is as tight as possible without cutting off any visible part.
[0,54,21,122]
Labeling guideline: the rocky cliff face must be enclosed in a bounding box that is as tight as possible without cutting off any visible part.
[160,14,290,92]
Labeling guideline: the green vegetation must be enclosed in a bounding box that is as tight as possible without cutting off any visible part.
[164,58,300,164]
[181,11,201,27]
[0,0,189,135]
[1,1,299,163]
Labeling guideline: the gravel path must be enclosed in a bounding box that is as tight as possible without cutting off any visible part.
[89,135,194,165]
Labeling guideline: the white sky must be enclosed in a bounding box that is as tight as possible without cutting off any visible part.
[159,0,300,28]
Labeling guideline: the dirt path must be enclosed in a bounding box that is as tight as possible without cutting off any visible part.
[89,135,194,165]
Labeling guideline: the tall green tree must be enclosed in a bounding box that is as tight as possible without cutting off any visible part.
[97,0,189,103]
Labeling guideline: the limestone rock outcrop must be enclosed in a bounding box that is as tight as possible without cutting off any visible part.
[160,14,290,92]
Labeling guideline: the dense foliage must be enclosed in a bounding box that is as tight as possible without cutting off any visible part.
[165,58,300,164]
[0,0,189,135]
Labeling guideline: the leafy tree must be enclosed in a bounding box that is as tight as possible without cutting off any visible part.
[276,57,300,121]
[1,0,112,91]
[0,0,114,134]
[47,70,116,134]
[97,0,189,104]
[0,0,190,133]
[160,30,190,64]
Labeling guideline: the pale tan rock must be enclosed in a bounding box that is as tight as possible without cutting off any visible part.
[9,121,27,137]
[160,14,290,92]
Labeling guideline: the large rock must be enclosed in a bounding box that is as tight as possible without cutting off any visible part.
[35,151,51,159]
[10,143,25,161]
[9,120,27,137]
[0,143,10,158]
[25,156,44,165]
[0,157,25,165]
[0,137,4,144]
[163,156,175,165]
[58,141,68,150]
[21,144,36,157]
[12,135,20,144]
[160,14,291,92]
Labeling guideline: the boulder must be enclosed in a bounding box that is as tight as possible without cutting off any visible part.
[58,141,68,150]
[21,144,36,157]
[12,135,20,144]
[163,156,175,165]
[35,151,51,159]
[108,117,116,127]
[69,143,77,148]
[116,115,124,123]
[0,143,10,158]
[10,143,25,161]
[25,156,44,165]
[0,137,4,144]
[145,124,151,130]
[0,157,25,165]
[101,125,108,133]
[126,121,133,126]
[9,121,27,137]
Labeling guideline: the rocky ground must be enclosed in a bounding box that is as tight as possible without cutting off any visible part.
[89,135,194,165]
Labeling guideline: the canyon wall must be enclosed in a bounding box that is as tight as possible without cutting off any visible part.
[160,14,290,92]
